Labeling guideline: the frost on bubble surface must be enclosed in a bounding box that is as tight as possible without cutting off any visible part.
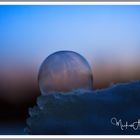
[38,51,93,95]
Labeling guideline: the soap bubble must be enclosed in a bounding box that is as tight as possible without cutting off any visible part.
[38,51,93,95]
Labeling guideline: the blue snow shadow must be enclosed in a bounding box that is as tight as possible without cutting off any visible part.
[26,80,140,135]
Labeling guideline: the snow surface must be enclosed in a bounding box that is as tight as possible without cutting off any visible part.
[26,81,140,134]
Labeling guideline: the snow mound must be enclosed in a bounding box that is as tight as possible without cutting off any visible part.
[26,81,140,134]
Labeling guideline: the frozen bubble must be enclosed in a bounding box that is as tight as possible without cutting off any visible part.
[38,51,93,95]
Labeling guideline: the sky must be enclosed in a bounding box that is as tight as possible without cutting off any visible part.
[1,5,140,102]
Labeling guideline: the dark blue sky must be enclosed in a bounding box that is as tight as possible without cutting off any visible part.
[1,5,140,68]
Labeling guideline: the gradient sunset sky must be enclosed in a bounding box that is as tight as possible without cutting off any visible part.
[1,5,140,101]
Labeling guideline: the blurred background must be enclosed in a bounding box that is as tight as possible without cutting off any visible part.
[0,5,140,134]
